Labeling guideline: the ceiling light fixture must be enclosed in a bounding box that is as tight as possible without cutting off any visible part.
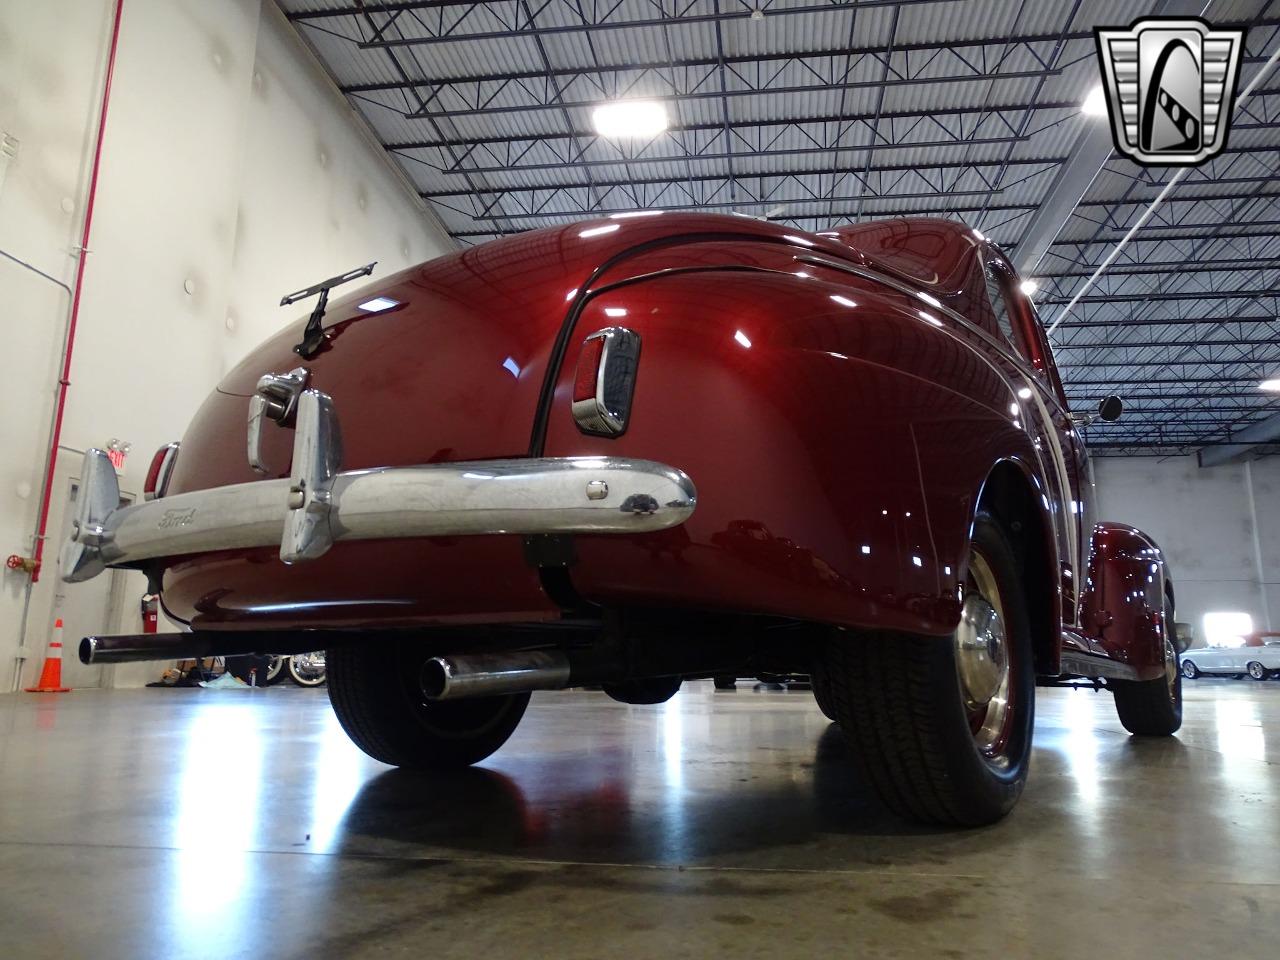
[1260,378,1280,392]
[1082,85,1108,117]
[1019,279,1039,296]
[592,100,668,138]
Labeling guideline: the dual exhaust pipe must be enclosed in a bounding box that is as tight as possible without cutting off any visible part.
[81,632,585,701]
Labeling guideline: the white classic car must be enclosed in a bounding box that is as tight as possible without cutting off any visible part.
[1182,635,1280,680]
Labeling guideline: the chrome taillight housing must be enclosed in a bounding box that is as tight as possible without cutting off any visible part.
[571,327,641,436]
[143,441,180,500]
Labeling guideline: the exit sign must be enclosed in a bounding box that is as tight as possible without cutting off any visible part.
[106,449,126,470]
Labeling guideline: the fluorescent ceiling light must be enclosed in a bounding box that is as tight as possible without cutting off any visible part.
[1260,378,1280,392]
[358,296,399,312]
[579,224,620,238]
[1019,279,1039,296]
[829,295,857,308]
[734,330,752,348]
[1082,85,1108,117]
[604,307,628,318]
[592,100,668,138]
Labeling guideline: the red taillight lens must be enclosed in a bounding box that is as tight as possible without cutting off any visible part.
[573,336,606,402]
[144,442,180,501]
[570,327,640,436]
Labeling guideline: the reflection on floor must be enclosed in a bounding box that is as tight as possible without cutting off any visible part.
[0,678,1277,957]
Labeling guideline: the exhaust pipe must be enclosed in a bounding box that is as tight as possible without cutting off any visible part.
[421,650,572,700]
[79,631,345,665]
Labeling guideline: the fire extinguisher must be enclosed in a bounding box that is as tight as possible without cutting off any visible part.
[141,594,159,634]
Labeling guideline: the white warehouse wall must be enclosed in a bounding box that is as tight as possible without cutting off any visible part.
[0,0,453,690]
[1093,455,1279,645]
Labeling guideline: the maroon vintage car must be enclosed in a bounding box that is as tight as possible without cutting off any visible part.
[63,213,1182,826]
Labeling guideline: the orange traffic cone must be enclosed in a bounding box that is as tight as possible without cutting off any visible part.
[25,618,72,693]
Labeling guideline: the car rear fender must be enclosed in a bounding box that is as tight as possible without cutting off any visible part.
[1079,523,1171,681]
[541,265,1056,636]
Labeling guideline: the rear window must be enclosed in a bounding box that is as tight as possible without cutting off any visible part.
[983,264,1022,357]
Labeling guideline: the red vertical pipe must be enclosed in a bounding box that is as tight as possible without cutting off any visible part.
[31,0,126,582]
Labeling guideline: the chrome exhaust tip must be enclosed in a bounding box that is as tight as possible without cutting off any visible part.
[421,651,572,700]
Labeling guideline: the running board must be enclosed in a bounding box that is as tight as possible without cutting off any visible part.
[1058,650,1143,682]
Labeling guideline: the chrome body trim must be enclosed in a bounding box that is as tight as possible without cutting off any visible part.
[60,449,698,583]
[1059,650,1143,682]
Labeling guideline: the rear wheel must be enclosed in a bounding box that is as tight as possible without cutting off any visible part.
[1246,661,1267,681]
[287,652,327,687]
[327,640,529,768]
[1111,595,1182,736]
[817,512,1034,826]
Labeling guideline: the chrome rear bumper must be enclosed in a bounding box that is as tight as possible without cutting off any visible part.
[62,392,696,583]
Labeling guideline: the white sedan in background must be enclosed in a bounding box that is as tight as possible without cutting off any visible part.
[1182,635,1280,680]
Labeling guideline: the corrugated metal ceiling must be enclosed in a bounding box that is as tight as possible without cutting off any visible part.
[278,0,1280,455]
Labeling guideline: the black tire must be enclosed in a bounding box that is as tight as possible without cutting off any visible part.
[1111,595,1182,736]
[712,675,737,690]
[1246,661,1267,681]
[327,640,529,769]
[817,512,1035,827]
[286,653,327,687]
[1181,659,1199,679]
[810,669,837,722]
[263,656,288,686]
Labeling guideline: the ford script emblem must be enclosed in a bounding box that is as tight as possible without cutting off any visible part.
[158,508,197,529]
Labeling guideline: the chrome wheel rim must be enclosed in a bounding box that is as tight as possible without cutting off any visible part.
[955,551,1014,761]
[291,651,326,682]
[1248,662,1265,680]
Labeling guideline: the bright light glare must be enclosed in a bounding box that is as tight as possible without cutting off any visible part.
[579,224,621,238]
[1204,611,1252,647]
[1082,85,1108,117]
[1018,387,1033,399]
[1260,378,1280,392]
[610,210,664,219]
[918,310,943,327]
[604,307,628,318]
[917,291,942,308]
[1019,279,1039,296]
[358,296,399,312]
[830,294,857,308]
[592,100,668,138]
[734,330,752,348]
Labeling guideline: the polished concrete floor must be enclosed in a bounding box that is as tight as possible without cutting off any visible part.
[0,677,1277,958]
